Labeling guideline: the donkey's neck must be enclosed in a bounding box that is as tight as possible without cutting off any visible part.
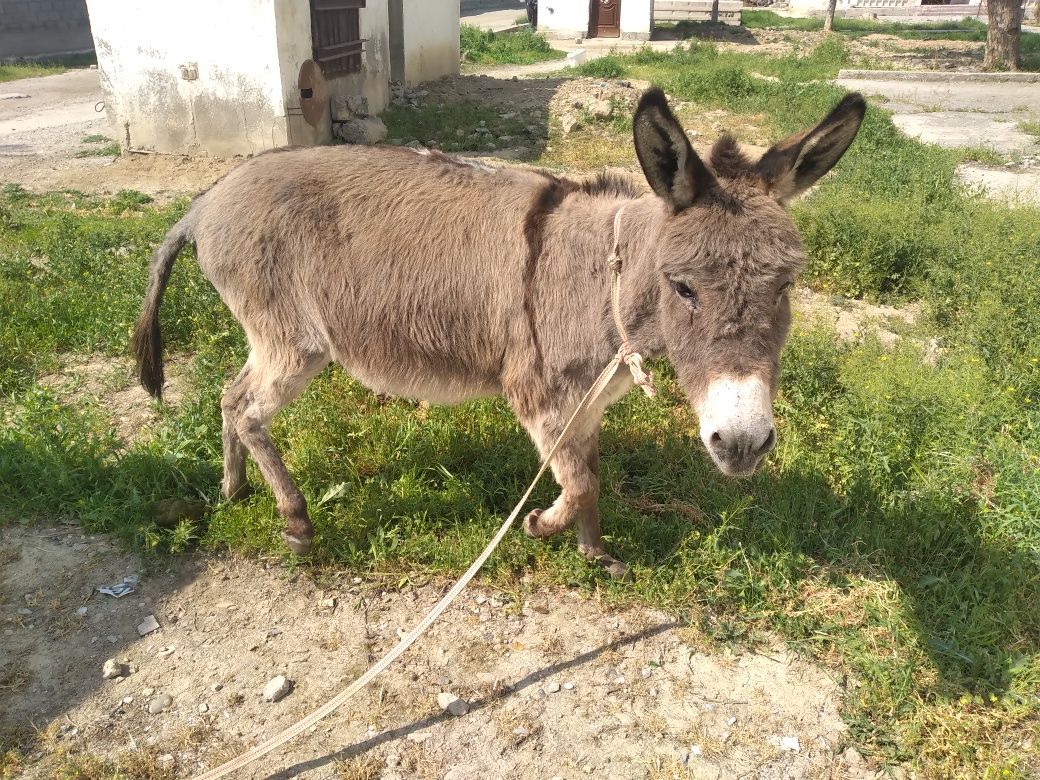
[595,194,668,359]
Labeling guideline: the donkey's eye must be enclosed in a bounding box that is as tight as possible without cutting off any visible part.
[672,280,699,308]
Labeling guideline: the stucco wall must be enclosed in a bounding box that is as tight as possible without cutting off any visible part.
[86,0,287,156]
[619,0,652,39]
[538,0,590,38]
[85,0,392,156]
[398,0,459,85]
[0,0,94,60]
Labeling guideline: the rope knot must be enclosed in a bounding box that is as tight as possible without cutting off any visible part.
[619,345,656,398]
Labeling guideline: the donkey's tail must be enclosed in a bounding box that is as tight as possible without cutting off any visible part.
[132,216,193,400]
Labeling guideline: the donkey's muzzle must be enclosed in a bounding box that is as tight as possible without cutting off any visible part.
[695,375,776,477]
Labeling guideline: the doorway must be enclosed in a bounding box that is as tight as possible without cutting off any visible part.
[589,0,621,38]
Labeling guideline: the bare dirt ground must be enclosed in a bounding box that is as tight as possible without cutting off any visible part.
[1,523,876,780]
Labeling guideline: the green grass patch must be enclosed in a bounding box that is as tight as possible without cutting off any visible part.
[81,134,113,145]
[0,53,96,83]
[3,39,1040,778]
[75,142,121,158]
[1019,119,1040,138]
[741,10,989,39]
[460,24,565,66]
[382,100,536,153]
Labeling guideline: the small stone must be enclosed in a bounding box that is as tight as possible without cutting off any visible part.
[648,687,658,697]
[727,716,737,725]
[843,746,865,766]
[561,115,580,135]
[563,682,575,690]
[102,659,125,679]
[263,675,293,703]
[690,745,703,756]
[76,607,88,616]
[156,646,175,658]
[488,596,504,608]
[157,754,174,763]
[436,674,451,687]
[142,687,155,696]
[437,691,468,716]
[640,667,652,679]
[407,731,430,743]
[16,608,31,616]
[320,597,336,608]
[148,694,172,714]
[137,615,160,636]
[352,577,363,584]
[616,713,636,727]
[386,751,401,768]
[122,696,134,704]
[199,703,209,713]
[475,595,487,605]
[106,635,118,644]
[544,681,561,694]
[333,115,387,145]
[590,99,613,119]
[211,683,223,692]
[780,735,800,752]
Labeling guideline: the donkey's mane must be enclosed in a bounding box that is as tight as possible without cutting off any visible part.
[577,170,642,199]
[709,135,757,181]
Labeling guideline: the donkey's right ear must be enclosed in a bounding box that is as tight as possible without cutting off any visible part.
[633,88,715,212]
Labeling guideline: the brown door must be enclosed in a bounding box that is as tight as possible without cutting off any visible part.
[590,0,621,38]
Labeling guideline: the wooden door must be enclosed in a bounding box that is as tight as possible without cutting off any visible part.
[590,0,621,38]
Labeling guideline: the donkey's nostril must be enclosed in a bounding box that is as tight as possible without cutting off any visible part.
[754,428,777,458]
[710,431,723,445]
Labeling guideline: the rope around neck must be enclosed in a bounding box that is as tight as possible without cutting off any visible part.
[190,206,654,780]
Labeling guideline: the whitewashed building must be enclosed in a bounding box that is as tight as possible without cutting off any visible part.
[84,0,460,157]
[539,0,656,40]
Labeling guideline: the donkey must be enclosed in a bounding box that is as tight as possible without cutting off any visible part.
[134,88,865,577]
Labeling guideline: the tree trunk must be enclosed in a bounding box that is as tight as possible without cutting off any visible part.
[983,0,1023,70]
[824,0,838,31]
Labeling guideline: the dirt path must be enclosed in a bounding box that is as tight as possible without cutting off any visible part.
[1,524,877,780]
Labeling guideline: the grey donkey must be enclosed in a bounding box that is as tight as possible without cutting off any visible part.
[134,88,866,577]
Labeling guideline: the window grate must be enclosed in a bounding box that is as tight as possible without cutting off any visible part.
[310,0,366,77]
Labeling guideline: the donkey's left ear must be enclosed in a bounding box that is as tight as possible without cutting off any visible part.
[755,93,866,204]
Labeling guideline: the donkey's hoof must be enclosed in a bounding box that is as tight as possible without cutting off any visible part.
[585,551,630,582]
[222,483,254,503]
[282,530,313,556]
[523,508,551,539]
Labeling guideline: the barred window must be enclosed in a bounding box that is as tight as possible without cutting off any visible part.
[310,0,366,76]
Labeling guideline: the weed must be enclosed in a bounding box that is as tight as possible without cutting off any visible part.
[75,143,120,158]
[0,54,97,83]
[460,25,564,66]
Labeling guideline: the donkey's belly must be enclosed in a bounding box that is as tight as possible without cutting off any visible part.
[337,355,502,405]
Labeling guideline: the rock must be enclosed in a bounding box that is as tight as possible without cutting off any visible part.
[148,694,172,714]
[590,99,613,119]
[102,659,126,679]
[332,94,369,121]
[16,608,31,616]
[76,607,88,616]
[156,646,175,658]
[142,687,155,696]
[407,731,430,743]
[544,681,561,694]
[640,666,652,679]
[780,735,800,752]
[690,744,703,757]
[137,614,160,636]
[333,116,388,145]
[563,681,575,690]
[263,675,293,703]
[561,115,581,134]
[151,498,206,529]
[437,691,468,716]
[616,713,637,727]
[158,754,174,764]
[211,683,223,692]
[121,696,134,704]
[843,746,865,766]
[199,703,209,714]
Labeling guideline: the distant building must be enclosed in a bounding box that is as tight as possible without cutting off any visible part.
[539,0,656,40]
[0,0,95,60]
[84,0,460,157]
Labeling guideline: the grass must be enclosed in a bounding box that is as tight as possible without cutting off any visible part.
[1019,119,1040,138]
[382,101,536,153]
[739,10,1040,70]
[460,24,565,66]
[0,53,96,83]
[76,134,119,157]
[2,40,1040,780]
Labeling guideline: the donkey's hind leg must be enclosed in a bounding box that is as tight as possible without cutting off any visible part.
[220,363,254,502]
[221,349,328,555]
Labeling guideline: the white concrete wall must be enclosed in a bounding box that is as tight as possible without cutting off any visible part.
[538,0,590,38]
[86,0,287,157]
[399,0,460,85]
[620,0,653,39]
[85,0,392,156]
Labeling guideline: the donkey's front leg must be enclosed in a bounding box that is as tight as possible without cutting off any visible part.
[518,417,628,580]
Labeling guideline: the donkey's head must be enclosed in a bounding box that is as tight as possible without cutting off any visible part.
[632,88,865,477]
